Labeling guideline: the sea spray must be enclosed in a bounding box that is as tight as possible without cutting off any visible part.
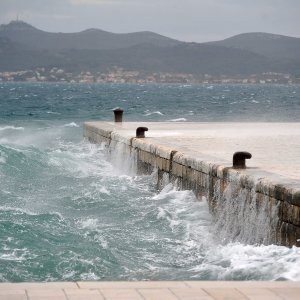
[0,82,300,282]
[105,139,281,246]
[213,180,279,245]
[0,125,300,281]
[107,139,138,176]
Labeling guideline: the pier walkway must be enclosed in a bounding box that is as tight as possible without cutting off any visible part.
[0,281,300,300]
[84,122,300,183]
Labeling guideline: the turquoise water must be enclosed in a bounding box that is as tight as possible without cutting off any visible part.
[0,82,300,282]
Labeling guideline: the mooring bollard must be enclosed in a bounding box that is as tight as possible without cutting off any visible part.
[233,151,252,169]
[136,127,148,138]
[113,108,124,123]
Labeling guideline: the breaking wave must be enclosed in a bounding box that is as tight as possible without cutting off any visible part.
[0,126,24,131]
[0,82,300,282]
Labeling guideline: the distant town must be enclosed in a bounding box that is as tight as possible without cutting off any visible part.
[0,67,299,84]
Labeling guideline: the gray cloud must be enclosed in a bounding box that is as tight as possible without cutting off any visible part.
[0,0,299,42]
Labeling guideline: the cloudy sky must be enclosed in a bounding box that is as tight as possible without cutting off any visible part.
[0,0,299,42]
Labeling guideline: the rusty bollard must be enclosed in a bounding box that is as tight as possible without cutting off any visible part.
[233,151,252,169]
[136,127,148,138]
[113,108,124,123]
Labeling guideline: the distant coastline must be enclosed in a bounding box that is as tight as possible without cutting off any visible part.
[1,67,299,84]
[1,21,300,84]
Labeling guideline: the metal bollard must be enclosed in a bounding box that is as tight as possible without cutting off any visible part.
[136,127,148,138]
[233,151,252,169]
[113,108,124,123]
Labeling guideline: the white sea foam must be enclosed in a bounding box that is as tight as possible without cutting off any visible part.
[89,182,111,195]
[0,206,38,216]
[0,250,27,262]
[188,243,300,281]
[0,205,64,220]
[152,183,174,200]
[98,186,111,195]
[152,182,212,240]
[46,111,61,115]
[62,271,76,280]
[151,181,300,281]
[80,272,100,280]
[144,111,164,116]
[157,207,166,219]
[168,118,187,122]
[63,122,79,127]
[48,140,110,178]
[0,126,24,131]
[78,218,99,230]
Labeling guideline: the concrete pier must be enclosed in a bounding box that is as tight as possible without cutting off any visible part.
[84,122,300,247]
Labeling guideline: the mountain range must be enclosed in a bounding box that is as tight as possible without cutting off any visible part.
[0,20,300,76]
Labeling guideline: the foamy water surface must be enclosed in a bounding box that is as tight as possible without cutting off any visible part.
[0,82,300,282]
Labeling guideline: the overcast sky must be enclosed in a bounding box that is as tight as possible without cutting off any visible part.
[0,0,299,42]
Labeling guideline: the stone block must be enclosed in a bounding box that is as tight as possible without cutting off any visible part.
[64,289,104,300]
[270,288,300,300]
[138,288,178,300]
[277,221,299,247]
[100,288,142,300]
[279,202,300,227]
[171,162,183,178]
[292,205,300,226]
[237,288,282,300]
[216,165,226,179]
[286,222,298,247]
[272,184,293,203]
[255,179,271,196]
[203,288,247,300]
[133,139,152,153]
[27,288,67,300]
[222,167,241,183]
[170,288,212,299]
[195,160,210,174]
[291,190,300,207]
[0,290,27,300]
[154,145,173,160]
[209,164,218,177]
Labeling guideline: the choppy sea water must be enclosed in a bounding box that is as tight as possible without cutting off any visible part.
[0,82,300,282]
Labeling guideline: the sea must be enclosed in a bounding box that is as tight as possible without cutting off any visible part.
[0,82,300,282]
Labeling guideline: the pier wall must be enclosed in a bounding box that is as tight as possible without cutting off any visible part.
[84,122,300,247]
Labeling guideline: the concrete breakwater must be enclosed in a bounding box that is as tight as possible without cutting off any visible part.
[84,121,300,247]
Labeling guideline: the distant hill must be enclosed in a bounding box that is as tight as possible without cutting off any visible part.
[0,21,181,50]
[0,21,299,77]
[88,43,273,75]
[0,36,62,71]
[208,32,300,61]
[0,38,275,75]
